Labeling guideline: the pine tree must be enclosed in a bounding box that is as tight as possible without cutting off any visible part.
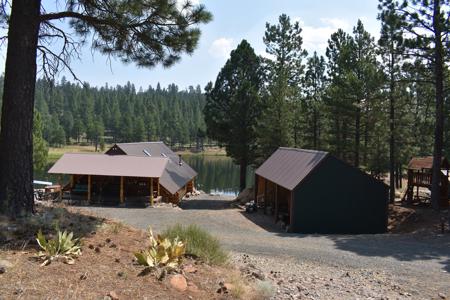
[204,40,263,191]
[378,1,406,202]
[258,14,308,157]
[303,51,327,149]
[32,111,48,171]
[380,0,450,210]
[0,0,212,217]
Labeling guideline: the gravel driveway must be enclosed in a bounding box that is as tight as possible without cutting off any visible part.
[83,195,450,298]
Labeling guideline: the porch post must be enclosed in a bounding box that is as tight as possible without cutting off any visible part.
[70,175,74,189]
[289,191,294,232]
[88,175,92,202]
[150,178,154,206]
[263,178,268,214]
[157,177,160,196]
[254,174,258,208]
[274,184,278,223]
[120,176,124,204]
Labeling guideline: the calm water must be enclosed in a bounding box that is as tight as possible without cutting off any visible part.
[183,155,254,196]
[36,155,253,196]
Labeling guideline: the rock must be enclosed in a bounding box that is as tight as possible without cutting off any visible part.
[88,244,94,249]
[13,288,23,295]
[187,282,200,293]
[170,274,187,292]
[108,291,119,300]
[110,243,117,248]
[224,283,234,291]
[0,266,5,274]
[117,271,125,278]
[115,258,120,263]
[439,293,447,299]
[106,238,111,243]
[95,247,101,253]
[183,264,198,274]
[252,271,265,280]
[79,272,88,280]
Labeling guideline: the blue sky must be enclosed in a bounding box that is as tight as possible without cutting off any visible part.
[0,0,381,90]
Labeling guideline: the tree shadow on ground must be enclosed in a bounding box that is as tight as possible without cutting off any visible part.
[240,208,450,273]
[0,204,105,251]
[326,233,450,273]
[179,199,235,210]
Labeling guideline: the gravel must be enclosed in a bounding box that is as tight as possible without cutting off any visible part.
[83,194,450,299]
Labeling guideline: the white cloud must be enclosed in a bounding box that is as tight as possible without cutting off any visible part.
[293,17,351,54]
[319,18,351,31]
[209,38,234,59]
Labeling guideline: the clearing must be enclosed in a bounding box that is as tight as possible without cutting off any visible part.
[84,194,450,299]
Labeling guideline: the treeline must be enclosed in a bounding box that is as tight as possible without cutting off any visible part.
[205,5,450,197]
[0,77,207,150]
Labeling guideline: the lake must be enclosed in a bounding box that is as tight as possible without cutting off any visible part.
[183,155,254,196]
[36,154,254,196]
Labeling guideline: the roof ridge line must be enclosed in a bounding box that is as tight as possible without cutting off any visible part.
[278,147,329,154]
[116,141,163,145]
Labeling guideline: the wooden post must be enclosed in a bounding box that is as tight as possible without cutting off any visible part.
[150,178,154,206]
[274,184,278,223]
[263,178,267,214]
[157,178,160,196]
[120,176,124,204]
[289,191,294,232]
[254,174,258,208]
[70,175,74,189]
[88,175,92,202]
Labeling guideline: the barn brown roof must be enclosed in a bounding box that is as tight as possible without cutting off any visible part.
[48,153,167,178]
[407,156,450,170]
[255,147,329,191]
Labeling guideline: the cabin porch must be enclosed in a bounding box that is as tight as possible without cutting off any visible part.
[254,174,293,228]
[63,174,160,206]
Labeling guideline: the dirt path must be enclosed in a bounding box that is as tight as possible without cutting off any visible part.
[84,195,450,299]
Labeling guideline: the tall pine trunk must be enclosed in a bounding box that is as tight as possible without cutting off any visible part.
[430,0,444,211]
[389,55,396,204]
[354,107,361,167]
[239,159,247,192]
[0,0,41,217]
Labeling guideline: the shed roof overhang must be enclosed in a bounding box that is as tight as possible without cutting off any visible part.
[255,147,329,191]
[48,153,168,178]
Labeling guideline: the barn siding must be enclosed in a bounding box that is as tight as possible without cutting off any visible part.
[291,156,388,234]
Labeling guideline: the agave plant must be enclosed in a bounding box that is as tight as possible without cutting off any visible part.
[134,227,186,270]
[36,229,82,266]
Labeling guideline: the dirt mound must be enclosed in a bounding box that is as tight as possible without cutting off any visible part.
[389,204,449,234]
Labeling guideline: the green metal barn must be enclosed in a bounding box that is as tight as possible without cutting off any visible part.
[254,147,388,234]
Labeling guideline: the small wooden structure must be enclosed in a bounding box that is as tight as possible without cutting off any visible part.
[255,147,388,234]
[106,142,197,204]
[49,153,167,206]
[402,156,449,208]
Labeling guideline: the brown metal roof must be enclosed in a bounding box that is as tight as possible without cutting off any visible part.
[108,142,197,194]
[48,153,167,178]
[255,147,329,191]
[407,156,450,170]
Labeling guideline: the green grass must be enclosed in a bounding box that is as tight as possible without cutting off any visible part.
[162,224,228,265]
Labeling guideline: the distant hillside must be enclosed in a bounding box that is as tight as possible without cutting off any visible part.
[0,76,207,148]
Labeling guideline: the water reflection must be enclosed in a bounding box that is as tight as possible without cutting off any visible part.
[183,155,253,196]
[35,155,254,196]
